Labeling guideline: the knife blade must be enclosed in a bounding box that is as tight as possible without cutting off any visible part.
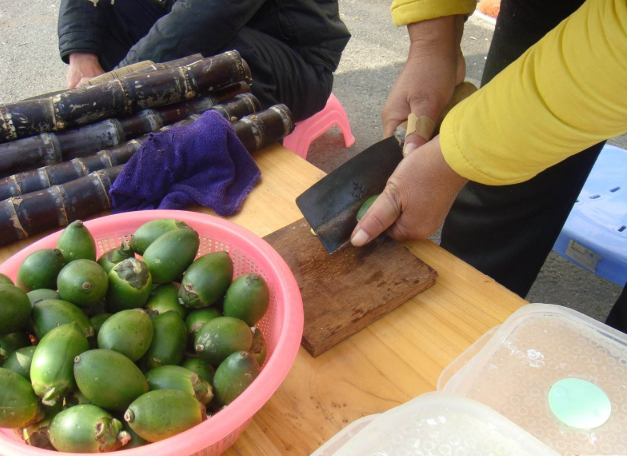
[296,135,403,254]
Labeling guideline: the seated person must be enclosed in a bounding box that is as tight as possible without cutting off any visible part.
[58,0,350,121]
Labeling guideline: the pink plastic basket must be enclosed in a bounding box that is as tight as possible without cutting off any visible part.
[0,210,304,456]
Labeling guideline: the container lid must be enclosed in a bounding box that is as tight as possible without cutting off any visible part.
[439,304,627,455]
[312,392,558,456]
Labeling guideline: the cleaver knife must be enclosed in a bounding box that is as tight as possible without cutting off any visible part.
[296,82,477,254]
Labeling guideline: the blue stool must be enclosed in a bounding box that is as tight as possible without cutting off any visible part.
[553,144,627,286]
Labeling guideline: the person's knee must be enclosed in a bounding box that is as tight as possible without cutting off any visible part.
[293,66,333,121]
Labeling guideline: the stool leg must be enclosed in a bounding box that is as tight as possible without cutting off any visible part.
[327,94,355,148]
[337,116,355,148]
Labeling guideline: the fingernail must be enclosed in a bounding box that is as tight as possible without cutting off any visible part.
[351,229,370,247]
[403,142,418,157]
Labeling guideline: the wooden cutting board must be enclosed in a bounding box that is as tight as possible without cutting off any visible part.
[263,218,437,357]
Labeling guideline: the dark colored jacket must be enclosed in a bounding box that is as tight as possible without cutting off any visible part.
[58,0,350,73]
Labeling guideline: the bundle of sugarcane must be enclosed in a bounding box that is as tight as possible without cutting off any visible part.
[0,93,263,201]
[0,85,253,178]
[0,50,251,143]
[0,104,294,246]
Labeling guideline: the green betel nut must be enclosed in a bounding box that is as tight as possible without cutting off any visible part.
[223,273,270,326]
[181,357,216,385]
[130,218,190,255]
[106,258,153,312]
[27,288,60,307]
[31,322,89,406]
[90,313,112,336]
[74,349,149,412]
[185,307,221,346]
[57,259,109,307]
[97,241,134,274]
[124,390,206,442]
[0,273,13,285]
[145,365,213,405]
[0,284,31,335]
[56,220,97,262]
[32,298,94,339]
[19,401,63,450]
[145,283,188,319]
[179,251,233,308]
[1,345,36,380]
[17,248,66,292]
[213,351,261,407]
[0,330,31,362]
[97,309,153,361]
[140,311,188,370]
[194,316,253,366]
[49,404,130,452]
[142,227,199,283]
[0,367,45,428]
[356,194,379,221]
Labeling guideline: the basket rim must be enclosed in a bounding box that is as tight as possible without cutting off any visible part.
[0,209,304,456]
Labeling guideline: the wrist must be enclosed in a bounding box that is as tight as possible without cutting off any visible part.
[68,52,99,65]
[407,15,465,46]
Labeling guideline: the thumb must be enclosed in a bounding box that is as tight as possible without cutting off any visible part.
[402,112,437,157]
[350,188,402,247]
[402,131,428,158]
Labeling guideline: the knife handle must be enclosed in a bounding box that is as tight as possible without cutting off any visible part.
[393,81,478,146]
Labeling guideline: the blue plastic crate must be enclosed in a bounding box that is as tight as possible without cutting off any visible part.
[553,144,627,286]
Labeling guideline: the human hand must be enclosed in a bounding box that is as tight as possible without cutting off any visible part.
[350,136,467,246]
[66,52,105,89]
[382,15,466,156]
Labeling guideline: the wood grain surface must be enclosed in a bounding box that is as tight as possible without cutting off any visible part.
[264,217,437,357]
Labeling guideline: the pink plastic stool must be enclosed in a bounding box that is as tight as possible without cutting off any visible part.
[283,93,355,159]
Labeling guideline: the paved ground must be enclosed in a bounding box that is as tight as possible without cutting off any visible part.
[0,0,623,323]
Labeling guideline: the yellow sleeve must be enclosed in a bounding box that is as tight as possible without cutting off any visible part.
[440,0,627,185]
[391,0,477,26]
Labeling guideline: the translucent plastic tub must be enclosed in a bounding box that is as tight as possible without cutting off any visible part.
[0,210,304,456]
[439,304,627,455]
[311,392,559,456]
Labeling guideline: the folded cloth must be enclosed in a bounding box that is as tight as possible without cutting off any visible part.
[109,110,261,216]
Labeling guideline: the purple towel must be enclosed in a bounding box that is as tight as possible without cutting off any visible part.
[109,110,261,216]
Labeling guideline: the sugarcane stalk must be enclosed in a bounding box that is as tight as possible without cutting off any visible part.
[0,82,250,177]
[0,166,122,246]
[0,93,261,200]
[86,54,203,85]
[0,103,293,247]
[233,104,294,152]
[0,51,252,143]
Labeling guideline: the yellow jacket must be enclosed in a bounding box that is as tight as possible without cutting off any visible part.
[391,0,627,185]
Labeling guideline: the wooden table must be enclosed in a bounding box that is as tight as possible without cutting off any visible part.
[0,144,528,455]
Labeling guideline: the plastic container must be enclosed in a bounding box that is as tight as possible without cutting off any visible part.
[439,304,627,455]
[0,209,304,456]
[311,392,559,456]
